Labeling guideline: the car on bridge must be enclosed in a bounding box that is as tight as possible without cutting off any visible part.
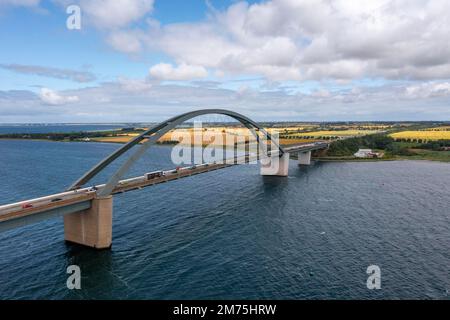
[146,171,165,180]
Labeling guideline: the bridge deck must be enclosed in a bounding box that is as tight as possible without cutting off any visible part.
[0,142,328,232]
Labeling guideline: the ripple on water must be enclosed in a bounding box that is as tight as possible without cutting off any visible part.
[0,141,449,299]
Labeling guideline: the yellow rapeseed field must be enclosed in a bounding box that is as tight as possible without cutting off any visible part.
[280,138,318,145]
[91,127,322,146]
[390,130,450,141]
[293,130,378,138]
[93,128,378,144]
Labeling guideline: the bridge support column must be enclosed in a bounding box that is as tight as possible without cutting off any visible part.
[260,153,290,176]
[64,196,113,249]
[298,151,311,165]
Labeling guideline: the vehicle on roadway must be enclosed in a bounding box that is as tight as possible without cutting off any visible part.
[118,176,145,186]
[146,171,165,180]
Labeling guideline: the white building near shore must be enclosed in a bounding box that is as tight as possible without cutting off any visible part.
[354,149,384,158]
[354,149,372,157]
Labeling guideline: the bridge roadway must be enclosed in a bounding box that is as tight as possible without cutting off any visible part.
[0,142,328,233]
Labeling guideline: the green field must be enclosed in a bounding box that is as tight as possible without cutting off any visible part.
[394,149,450,162]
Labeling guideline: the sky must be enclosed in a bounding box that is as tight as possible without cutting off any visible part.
[0,0,450,123]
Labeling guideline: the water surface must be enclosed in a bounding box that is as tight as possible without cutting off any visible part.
[0,140,449,299]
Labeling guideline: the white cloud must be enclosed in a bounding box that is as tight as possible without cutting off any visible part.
[405,82,450,99]
[0,64,96,82]
[107,0,450,82]
[4,0,450,121]
[149,63,208,81]
[118,77,153,92]
[81,0,153,29]
[311,89,331,99]
[0,0,40,6]
[10,0,450,83]
[54,0,154,29]
[107,30,143,54]
[1,79,447,122]
[39,88,79,105]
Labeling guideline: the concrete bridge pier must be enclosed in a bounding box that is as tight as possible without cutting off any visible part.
[298,151,312,165]
[260,153,290,176]
[64,196,113,249]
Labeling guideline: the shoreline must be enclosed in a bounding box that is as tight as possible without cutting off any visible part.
[1,137,449,163]
[313,156,450,163]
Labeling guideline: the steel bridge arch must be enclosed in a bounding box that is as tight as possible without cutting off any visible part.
[68,109,285,196]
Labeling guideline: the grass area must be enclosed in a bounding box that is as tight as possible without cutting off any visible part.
[391,141,422,148]
[289,129,380,138]
[313,156,393,162]
[315,150,450,163]
[393,149,450,162]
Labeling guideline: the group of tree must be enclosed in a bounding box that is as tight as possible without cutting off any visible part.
[326,134,399,156]
[419,140,450,151]
[0,130,120,141]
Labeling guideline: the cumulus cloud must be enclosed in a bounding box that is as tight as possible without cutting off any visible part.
[0,64,96,83]
[149,63,208,81]
[39,88,79,105]
[4,0,450,122]
[106,0,450,82]
[9,1,450,83]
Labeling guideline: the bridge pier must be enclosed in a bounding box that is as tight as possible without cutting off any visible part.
[260,153,290,176]
[298,151,312,165]
[64,196,113,249]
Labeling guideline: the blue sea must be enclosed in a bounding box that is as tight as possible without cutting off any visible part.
[0,137,449,299]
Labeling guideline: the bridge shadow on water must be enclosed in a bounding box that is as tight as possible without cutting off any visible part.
[260,176,288,188]
[3,153,329,300]
[59,161,315,299]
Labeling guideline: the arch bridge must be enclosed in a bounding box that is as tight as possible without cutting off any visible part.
[0,109,328,249]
